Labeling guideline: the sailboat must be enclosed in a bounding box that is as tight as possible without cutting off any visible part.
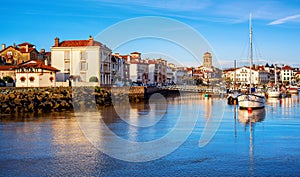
[267,65,281,98]
[238,13,266,109]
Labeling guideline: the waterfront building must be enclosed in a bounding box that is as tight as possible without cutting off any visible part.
[226,66,269,85]
[128,52,149,84]
[148,58,167,85]
[111,53,130,86]
[15,60,59,87]
[175,66,188,85]
[120,55,131,84]
[166,63,176,84]
[295,72,300,84]
[51,36,112,86]
[281,65,293,84]
[0,42,39,65]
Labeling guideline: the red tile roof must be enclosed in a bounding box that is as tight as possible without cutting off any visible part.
[148,60,157,64]
[282,65,292,70]
[0,45,37,54]
[18,47,37,53]
[18,60,59,71]
[57,40,102,47]
[18,42,34,47]
[0,65,19,71]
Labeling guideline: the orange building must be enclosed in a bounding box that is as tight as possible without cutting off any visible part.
[0,42,39,65]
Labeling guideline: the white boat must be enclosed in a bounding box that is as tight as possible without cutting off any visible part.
[237,14,265,109]
[267,64,281,98]
[287,86,298,94]
[238,94,265,109]
[267,87,281,98]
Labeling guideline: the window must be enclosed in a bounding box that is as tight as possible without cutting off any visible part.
[64,61,70,72]
[81,51,86,60]
[64,51,70,60]
[20,77,26,82]
[29,77,35,82]
[49,77,54,82]
[80,61,88,71]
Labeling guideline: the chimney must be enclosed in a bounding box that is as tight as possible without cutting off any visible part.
[1,44,5,50]
[88,35,93,46]
[45,59,48,66]
[26,45,28,52]
[40,49,45,53]
[54,37,59,47]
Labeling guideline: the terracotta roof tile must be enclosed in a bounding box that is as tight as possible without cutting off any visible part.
[57,40,102,47]
[18,47,36,53]
[18,60,59,71]
[0,65,19,71]
[282,65,292,70]
[18,42,34,47]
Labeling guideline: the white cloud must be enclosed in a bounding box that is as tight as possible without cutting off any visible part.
[268,14,300,25]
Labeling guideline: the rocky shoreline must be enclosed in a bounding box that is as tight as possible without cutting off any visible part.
[0,86,176,114]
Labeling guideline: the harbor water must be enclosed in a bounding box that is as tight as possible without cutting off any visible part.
[1,93,300,176]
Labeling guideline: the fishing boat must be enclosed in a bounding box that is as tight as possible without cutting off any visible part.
[237,14,265,109]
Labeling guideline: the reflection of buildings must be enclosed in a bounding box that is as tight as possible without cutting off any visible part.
[204,97,212,119]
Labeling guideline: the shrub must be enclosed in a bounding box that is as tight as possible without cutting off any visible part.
[89,76,98,82]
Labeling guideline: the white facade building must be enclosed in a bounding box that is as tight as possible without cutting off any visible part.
[15,60,59,87]
[51,36,111,86]
[128,52,149,84]
[281,65,293,84]
[230,66,268,85]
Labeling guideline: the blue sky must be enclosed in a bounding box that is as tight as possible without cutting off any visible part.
[1,0,300,68]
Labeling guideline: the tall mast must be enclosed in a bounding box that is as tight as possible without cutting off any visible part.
[249,13,253,94]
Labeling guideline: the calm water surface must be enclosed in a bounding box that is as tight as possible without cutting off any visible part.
[1,93,300,176]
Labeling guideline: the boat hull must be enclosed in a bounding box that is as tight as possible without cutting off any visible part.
[267,91,281,98]
[238,94,265,109]
[287,90,298,94]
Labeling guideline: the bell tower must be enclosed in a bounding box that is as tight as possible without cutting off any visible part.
[203,52,212,68]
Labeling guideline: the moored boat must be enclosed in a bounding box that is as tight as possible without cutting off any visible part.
[237,14,265,110]
[287,86,298,94]
[227,90,241,104]
[267,87,281,98]
[238,94,265,109]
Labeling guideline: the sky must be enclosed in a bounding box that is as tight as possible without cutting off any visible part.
[1,0,300,68]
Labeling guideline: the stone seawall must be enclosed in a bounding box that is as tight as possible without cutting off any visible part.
[0,86,166,114]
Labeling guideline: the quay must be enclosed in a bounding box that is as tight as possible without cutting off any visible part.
[0,85,225,114]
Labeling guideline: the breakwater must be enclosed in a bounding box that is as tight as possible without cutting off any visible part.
[0,86,178,114]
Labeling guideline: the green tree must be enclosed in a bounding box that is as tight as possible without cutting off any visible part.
[3,76,14,83]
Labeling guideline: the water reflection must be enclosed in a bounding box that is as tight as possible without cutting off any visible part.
[237,108,266,175]
[238,109,265,124]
